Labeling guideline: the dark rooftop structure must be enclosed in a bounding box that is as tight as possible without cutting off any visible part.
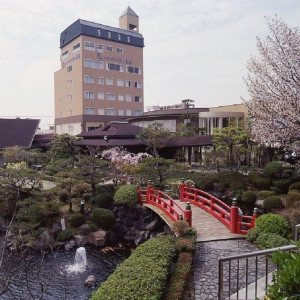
[0,118,40,149]
[60,18,144,48]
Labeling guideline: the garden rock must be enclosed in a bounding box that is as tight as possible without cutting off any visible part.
[85,275,96,287]
[89,230,107,247]
[65,240,76,251]
[74,235,89,246]
[79,224,89,235]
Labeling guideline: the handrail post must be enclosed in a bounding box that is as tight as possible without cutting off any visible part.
[184,202,192,227]
[230,198,238,233]
[180,178,185,202]
[147,180,152,203]
[251,207,258,228]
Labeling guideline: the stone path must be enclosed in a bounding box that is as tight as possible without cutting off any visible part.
[193,239,276,300]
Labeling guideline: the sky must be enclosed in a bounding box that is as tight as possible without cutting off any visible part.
[0,0,299,128]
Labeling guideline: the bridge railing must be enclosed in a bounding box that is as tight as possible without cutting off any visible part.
[137,183,192,226]
[180,182,257,234]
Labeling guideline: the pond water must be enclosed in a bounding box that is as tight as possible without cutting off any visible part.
[1,246,128,300]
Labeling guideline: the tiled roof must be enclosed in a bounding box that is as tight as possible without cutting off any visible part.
[0,118,40,149]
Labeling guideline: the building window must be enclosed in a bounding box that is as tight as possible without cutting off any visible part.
[107,108,116,115]
[67,94,73,101]
[85,107,95,115]
[106,93,115,100]
[125,80,131,87]
[84,41,95,51]
[119,109,124,116]
[84,75,94,83]
[127,36,130,43]
[67,65,72,72]
[116,47,123,54]
[134,110,142,116]
[118,94,124,101]
[106,63,123,72]
[118,34,121,41]
[108,32,111,39]
[67,79,73,85]
[84,91,94,99]
[126,109,131,116]
[106,78,113,85]
[126,94,131,102]
[70,109,73,116]
[97,29,101,36]
[98,77,104,84]
[62,50,68,59]
[106,45,113,52]
[134,82,142,88]
[98,92,104,100]
[117,79,124,87]
[84,59,103,69]
[97,44,103,52]
[127,66,142,74]
[60,112,63,117]
[73,42,80,52]
[98,108,104,115]
[135,96,142,102]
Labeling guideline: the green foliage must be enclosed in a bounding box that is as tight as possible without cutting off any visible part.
[87,221,97,232]
[264,161,285,178]
[44,200,60,216]
[58,190,69,202]
[113,185,138,207]
[16,203,45,226]
[172,220,189,236]
[91,236,176,300]
[248,172,271,190]
[263,196,283,211]
[181,227,197,239]
[69,213,85,227]
[255,232,290,249]
[95,192,113,208]
[241,191,257,204]
[57,229,74,242]
[165,252,193,300]
[92,208,115,230]
[195,174,218,191]
[71,182,90,197]
[50,134,80,161]
[267,244,300,299]
[257,190,276,199]
[176,237,196,253]
[272,178,292,194]
[246,226,261,243]
[34,227,47,238]
[289,182,300,192]
[255,214,289,237]
[96,184,115,195]
[286,190,300,208]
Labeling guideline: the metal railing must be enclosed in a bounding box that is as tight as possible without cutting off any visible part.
[218,244,298,300]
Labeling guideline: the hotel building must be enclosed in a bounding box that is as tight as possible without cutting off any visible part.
[54,7,144,135]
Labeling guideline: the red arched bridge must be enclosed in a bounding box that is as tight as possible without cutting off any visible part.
[137,181,257,235]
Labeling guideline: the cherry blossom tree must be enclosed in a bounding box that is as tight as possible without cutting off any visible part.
[243,16,300,152]
[100,147,149,187]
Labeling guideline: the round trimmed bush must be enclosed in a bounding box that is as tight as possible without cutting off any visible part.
[263,196,282,211]
[246,226,261,243]
[95,192,113,208]
[69,213,85,227]
[241,191,257,204]
[257,190,275,199]
[57,229,74,242]
[255,232,289,250]
[92,208,115,230]
[255,214,289,237]
[286,190,300,208]
[114,185,138,207]
[264,161,285,178]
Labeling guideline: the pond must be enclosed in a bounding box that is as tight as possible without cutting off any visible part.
[1,246,129,300]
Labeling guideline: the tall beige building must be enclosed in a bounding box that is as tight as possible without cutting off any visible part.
[54,7,144,135]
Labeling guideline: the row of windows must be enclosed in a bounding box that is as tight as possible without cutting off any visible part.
[96,30,131,43]
[85,107,142,116]
[83,59,142,74]
[84,41,123,54]
[84,91,142,102]
[84,75,142,88]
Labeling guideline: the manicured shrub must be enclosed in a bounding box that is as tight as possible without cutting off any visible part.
[255,214,289,237]
[267,244,300,299]
[272,178,292,194]
[182,227,197,239]
[196,174,218,191]
[282,169,294,177]
[257,190,276,199]
[248,172,271,190]
[263,196,283,211]
[264,161,285,178]
[96,184,115,195]
[241,191,257,204]
[172,220,189,236]
[289,182,300,191]
[69,213,85,227]
[87,221,97,232]
[176,237,195,253]
[255,232,290,250]
[286,190,300,208]
[16,204,45,225]
[92,208,115,230]
[91,236,176,300]
[246,226,261,243]
[57,229,74,242]
[113,185,138,207]
[95,192,113,209]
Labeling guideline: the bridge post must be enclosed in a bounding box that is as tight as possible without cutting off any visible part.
[184,202,192,227]
[180,178,185,202]
[147,180,152,203]
[251,207,258,228]
[230,198,238,233]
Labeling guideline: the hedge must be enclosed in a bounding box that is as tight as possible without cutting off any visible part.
[114,185,138,207]
[91,236,176,300]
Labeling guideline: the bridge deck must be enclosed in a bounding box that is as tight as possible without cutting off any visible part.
[176,200,244,242]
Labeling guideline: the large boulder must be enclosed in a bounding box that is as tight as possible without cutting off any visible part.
[79,224,89,235]
[74,235,89,246]
[89,230,107,247]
